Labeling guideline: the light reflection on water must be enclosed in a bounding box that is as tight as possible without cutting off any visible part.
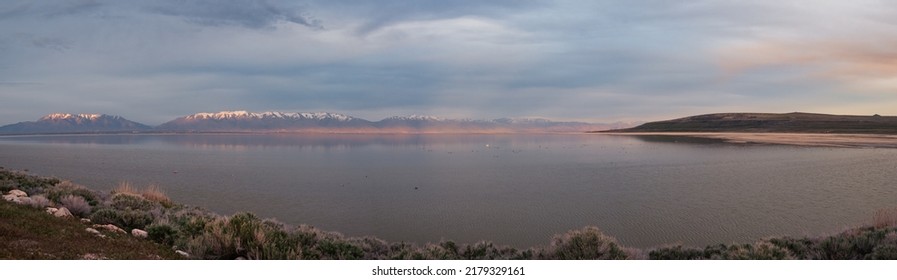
[1,133,895,248]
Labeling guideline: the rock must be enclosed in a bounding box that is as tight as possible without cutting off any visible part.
[85,228,106,238]
[175,250,190,258]
[14,197,32,205]
[53,207,73,218]
[2,194,20,203]
[93,224,126,234]
[131,229,148,238]
[80,218,92,224]
[81,253,104,260]
[8,189,27,197]
[45,207,58,214]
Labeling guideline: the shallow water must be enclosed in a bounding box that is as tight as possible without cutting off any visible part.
[1,133,895,248]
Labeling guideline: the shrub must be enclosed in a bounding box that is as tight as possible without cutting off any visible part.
[0,170,59,194]
[720,241,794,260]
[47,181,100,206]
[90,208,122,225]
[181,213,309,260]
[649,245,706,260]
[120,210,154,230]
[460,241,521,260]
[147,223,179,246]
[111,193,156,211]
[316,238,364,260]
[0,179,14,193]
[60,195,91,218]
[545,227,628,260]
[25,195,51,209]
[415,241,461,260]
[168,209,214,238]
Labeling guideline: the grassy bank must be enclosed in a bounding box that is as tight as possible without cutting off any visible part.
[2,168,897,260]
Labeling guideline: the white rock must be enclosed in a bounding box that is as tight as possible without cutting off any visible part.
[45,207,58,214]
[54,207,73,218]
[80,218,92,224]
[85,228,106,238]
[94,224,126,234]
[131,229,148,238]
[175,250,190,258]
[8,189,27,197]
[2,194,19,203]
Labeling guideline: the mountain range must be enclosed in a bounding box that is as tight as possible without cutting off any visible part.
[0,114,152,134]
[0,111,629,135]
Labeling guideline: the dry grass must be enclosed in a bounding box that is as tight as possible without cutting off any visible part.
[113,182,171,207]
[873,207,897,228]
[141,185,171,205]
[112,181,139,196]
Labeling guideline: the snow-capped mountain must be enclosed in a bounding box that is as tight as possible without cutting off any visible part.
[0,110,630,134]
[157,110,373,131]
[0,113,151,134]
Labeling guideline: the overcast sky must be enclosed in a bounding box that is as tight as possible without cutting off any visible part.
[1,0,895,125]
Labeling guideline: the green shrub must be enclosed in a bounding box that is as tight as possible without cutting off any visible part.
[147,223,179,246]
[870,244,897,260]
[111,193,156,211]
[88,208,153,230]
[120,210,154,230]
[316,238,364,260]
[90,208,122,225]
[545,227,628,260]
[0,179,15,193]
[182,213,303,260]
[460,241,520,260]
[47,181,100,206]
[719,241,794,260]
[649,245,706,260]
[0,170,60,195]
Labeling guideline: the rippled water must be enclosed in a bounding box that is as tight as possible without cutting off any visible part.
[1,133,896,248]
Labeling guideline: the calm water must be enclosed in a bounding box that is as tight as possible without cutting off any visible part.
[1,133,896,248]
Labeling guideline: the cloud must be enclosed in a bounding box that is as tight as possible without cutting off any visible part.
[2,0,897,125]
[307,0,541,34]
[148,0,322,29]
[0,0,102,19]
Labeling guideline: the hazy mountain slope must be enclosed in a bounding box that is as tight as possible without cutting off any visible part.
[0,114,152,135]
[607,112,897,134]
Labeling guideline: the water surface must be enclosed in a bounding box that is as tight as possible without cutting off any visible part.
[1,133,895,248]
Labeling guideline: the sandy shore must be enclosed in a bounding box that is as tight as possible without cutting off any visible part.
[599,132,897,148]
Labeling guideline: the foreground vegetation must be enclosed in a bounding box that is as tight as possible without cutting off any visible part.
[3,168,897,260]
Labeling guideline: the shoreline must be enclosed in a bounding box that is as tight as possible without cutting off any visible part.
[597,132,897,148]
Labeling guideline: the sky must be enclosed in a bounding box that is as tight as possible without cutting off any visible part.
[1,0,896,125]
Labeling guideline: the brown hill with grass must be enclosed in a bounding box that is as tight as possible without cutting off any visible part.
[0,200,181,259]
[605,112,897,134]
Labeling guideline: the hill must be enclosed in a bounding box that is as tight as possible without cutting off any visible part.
[0,114,151,135]
[606,112,897,134]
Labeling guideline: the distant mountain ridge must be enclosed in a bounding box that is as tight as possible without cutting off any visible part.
[0,114,151,134]
[0,111,628,135]
[604,112,897,134]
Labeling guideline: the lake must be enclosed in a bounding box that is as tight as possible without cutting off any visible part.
[1,133,895,248]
